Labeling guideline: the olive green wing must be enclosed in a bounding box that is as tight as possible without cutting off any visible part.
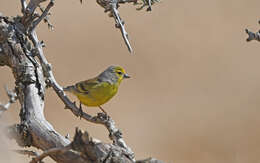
[75,77,101,94]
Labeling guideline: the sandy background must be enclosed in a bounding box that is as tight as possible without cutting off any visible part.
[1,0,260,162]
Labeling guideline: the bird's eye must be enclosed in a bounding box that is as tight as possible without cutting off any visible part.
[117,71,122,75]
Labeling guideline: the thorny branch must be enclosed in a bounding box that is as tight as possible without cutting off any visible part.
[96,0,160,53]
[38,4,54,30]
[29,0,54,33]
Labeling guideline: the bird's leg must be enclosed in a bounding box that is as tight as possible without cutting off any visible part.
[79,102,83,119]
[98,106,107,115]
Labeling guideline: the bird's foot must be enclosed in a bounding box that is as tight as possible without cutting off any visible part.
[98,106,107,114]
[98,106,109,120]
[97,112,109,121]
[79,102,83,119]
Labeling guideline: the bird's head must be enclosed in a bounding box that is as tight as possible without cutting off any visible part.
[99,65,130,84]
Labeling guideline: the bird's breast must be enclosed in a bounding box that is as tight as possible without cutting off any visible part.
[78,82,118,107]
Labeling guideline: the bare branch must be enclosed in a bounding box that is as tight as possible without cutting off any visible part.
[21,0,49,30]
[29,0,54,32]
[111,3,133,53]
[136,157,164,163]
[26,0,47,15]
[20,0,27,13]
[97,0,133,53]
[38,4,54,30]
[135,0,160,11]
[95,0,159,53]
[0,86,17,115]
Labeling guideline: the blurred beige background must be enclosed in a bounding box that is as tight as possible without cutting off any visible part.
[1,0,260,162]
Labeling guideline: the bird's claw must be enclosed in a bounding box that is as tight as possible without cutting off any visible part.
[79,102,83,119]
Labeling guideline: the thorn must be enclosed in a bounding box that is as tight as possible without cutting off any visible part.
[40,40,45,47]
[65,133,70,139]
[115,23,120,28]
[79,102,83,119]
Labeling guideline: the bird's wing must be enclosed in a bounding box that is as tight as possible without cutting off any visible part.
[75,77,100,94]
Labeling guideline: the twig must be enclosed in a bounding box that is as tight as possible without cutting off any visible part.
[96,0,133,53]
[29,0,54,33]
[25,0,47,15]
[38,4,54,30]
[0,86,17,115]
[135,0,160,11]
[111,2,133,53]
[136,157,164,163]
[20,0,27,14]
[95,0,159,53]
[118,0,137,3]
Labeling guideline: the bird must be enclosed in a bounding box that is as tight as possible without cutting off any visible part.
[63,65,130,114]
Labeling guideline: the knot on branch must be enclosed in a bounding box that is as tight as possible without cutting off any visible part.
[7,124,33,147]
[16,65,37,84]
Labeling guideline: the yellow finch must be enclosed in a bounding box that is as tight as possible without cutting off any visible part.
[63,65,130,113]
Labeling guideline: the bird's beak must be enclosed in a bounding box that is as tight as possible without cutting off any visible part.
[123,73,130,79]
